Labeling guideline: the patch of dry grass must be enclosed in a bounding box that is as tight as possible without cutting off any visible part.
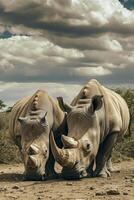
[0,112,21,164]
[113,136,134,162]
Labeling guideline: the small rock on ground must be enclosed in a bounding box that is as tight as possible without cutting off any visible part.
[12,185,19,189]
[106,188,120,195]
[96,191,106,196]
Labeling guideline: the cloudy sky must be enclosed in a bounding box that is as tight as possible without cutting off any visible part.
[0,0,134,106]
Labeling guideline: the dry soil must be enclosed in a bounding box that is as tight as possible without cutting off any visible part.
[0,160,134,200]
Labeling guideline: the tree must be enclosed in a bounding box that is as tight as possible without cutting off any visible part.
[123,89,134,137]
[6,106,12,113]
[115,89,134,137]
[0,100,6,110]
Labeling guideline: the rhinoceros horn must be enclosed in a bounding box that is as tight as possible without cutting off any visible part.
[50,132,77,168]
[28,144,40,155]
[27,155,37,168]
[61,135,78,148]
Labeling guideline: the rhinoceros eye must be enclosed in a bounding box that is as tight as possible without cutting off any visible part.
[82,141,91,153]
[86,143,90,150]
[43,149,48,158]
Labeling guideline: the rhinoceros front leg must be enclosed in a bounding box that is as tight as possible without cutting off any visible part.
[87,159,96,177]
[45,134,62,179]
[107,156,114,172]
[45,149,59,179]
[93,132,118,178]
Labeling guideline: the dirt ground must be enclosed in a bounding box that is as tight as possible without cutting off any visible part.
[0,160,134,200]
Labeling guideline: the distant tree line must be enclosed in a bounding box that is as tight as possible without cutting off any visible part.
[0,100,12,112]
[115,88,134,137]
[0,100,6,110]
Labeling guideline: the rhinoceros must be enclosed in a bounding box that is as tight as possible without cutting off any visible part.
[9,90,67,180]
[50,79,130,179]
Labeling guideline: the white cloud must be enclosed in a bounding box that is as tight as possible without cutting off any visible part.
[105,38,123,52]
[76,66,112,76]
[0,59,15,72]
[127,52,134,63]
[0,0,134,105]
[0,81,82,106]
[0,36,84,66]
[0,81,18,92]
[70,0,134,27]
[1,0,134,33]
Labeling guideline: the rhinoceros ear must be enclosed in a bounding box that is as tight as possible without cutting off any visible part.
[88,95,103,114]
[39,112,47,125]
[57,97,73,113]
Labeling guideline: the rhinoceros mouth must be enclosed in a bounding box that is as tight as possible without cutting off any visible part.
[23,170,47,181]
[24,172,46,181]
[61,168,87,180]
[61,163,87,180]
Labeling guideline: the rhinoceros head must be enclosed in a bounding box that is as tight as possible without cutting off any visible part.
[50,95,103,179]
[18,110,50,180]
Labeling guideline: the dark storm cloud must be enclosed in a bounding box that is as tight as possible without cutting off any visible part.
[1,11,134,37]
[0,0,81,31]
[0,0,134,106]
[0,34,132,85]
[0,0,134,38]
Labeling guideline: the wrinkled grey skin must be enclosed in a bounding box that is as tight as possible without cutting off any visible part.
[50,79,130,179]
[9,90,66,180]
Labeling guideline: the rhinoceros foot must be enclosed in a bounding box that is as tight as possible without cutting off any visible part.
[46,171,60,180]
[107,166,120,173]
[107,166,115,172]
[98,167,111,178]
[93,164,111,178]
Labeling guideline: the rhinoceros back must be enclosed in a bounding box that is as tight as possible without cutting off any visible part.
[103,86,130,136]
[9,96,31,141]
[71,79,130,139]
